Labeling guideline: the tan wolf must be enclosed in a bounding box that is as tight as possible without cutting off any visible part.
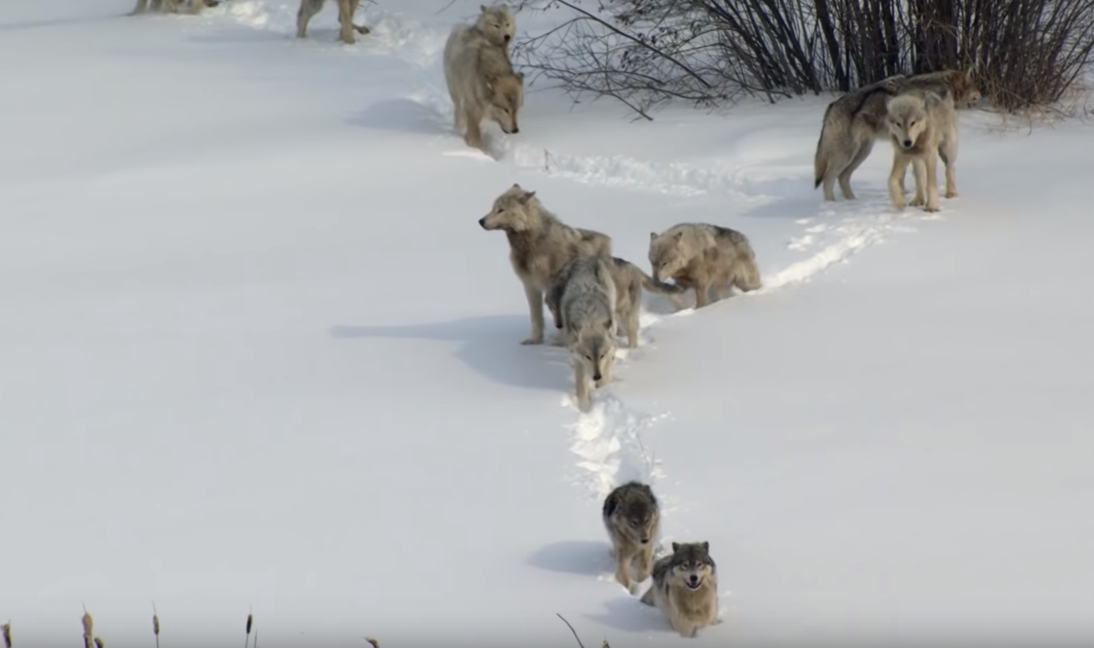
[602,481,661,594]
[553,255,618,410]
[463,4,517,53]
[648,223,762,310]
[130,0,208,14]
[443,18,524,150]
[545,256,683,349]
[478,184,612,345]
[885,89,959,213]
[296,0,371,46]
[640,541,720,638]
[814,68,980,201]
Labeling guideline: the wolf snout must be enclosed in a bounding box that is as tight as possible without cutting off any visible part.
[504,34,511,42]
[640,537,650,544]
[902,138,913,148]
[593,371,602,382]
[478,216,487,229]
[687,575,700,588]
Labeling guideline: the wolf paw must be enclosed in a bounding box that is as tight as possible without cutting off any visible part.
[923,204,941,213]
[520,336,543,345]
[944,189,959,199]
[909,195,925,207]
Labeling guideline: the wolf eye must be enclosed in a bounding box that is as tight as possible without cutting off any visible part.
[910,120,917,126]
[585,354,593,361]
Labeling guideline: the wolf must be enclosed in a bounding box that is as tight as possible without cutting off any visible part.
[545,256,683,349]
[444,21,524,150]
[130,0,208,14]
[640,541,720,638]
[296,0,371,46]
[885,88,959,213]
[814,68,980,201]
[478,184,612,346]
[602,481,661,594]
[555,255,618,411]
[462,4,516,53]
[648,223,762,310]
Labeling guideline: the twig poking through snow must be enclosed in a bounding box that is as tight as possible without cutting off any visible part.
[556,613,585,648]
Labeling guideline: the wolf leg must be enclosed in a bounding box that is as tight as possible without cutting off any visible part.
[909,158,927,207]
[888,154,911,211]
[520,283,544,345]
[336,0,357,44]
[923,149,941,212]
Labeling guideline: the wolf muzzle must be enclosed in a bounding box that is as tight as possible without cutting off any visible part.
[902,138,913,149]
[593,370,602,382]
[478,216,488,229]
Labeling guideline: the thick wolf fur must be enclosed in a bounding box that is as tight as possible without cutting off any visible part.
[554,255,618,411]
[814,68,980,201]
[130,0,209,14]
[885,89,959,213]
[462,4,516,54]
[478,184,612,346]
[444,18,524,150]
[296,0,371,45]
[640,541,719,638]
[648,223,762,310]
[546,256,683,349]
[603,481,661,593]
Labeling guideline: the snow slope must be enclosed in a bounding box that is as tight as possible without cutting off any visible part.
[1,0,1092,646]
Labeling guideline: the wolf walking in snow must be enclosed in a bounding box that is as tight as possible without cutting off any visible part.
[546,256,683,349]
[603,481,662,594]
[641,541,720,638]
[553,254,618,411]
[443,10,524,150]
[813,68,980,201]
[130,0,209,14]
[647,223,762,310]
[478,184,611,346]
[295,0,371,46]
[885,88,959,213]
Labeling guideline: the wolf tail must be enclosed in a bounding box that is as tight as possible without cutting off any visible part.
[639,269,684,295]
[814,104,833,189]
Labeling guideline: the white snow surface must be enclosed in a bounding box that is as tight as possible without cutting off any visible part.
[2,1,1093,646]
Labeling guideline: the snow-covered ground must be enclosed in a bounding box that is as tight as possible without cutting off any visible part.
[2,0,1093,646]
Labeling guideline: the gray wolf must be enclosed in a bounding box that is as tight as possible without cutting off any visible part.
[546,256,684,349]
[130,0,208,14]
[444,19,524,150]
[465,4,516,53]
[648,223,762,310]
[553,255,618,411]
[885,89,959,213]
[478,184,611,345]
[296,0,371,46]
[640,541,720,638]
[814,68,980,201]
[602,481,661,594]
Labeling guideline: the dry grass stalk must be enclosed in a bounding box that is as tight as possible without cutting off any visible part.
[152,602,160,648]
[244,611,253,648]
[2,621,11,648]
[81,606,94,648]
[556,614,585,648]
[365,638,380,648]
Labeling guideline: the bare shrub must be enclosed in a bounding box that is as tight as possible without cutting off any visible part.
[511,0,1094,117]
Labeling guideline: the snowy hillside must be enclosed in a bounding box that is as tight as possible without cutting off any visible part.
[1,0,1093,646]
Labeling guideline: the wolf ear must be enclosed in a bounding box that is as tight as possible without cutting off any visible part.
[671,542,681,553]
[516,71,525,82]
[672,231,684,242]
[511,182,522,190]
[518,190,536,204]
[701,541,709,552]
[480,4,488,13]
[649,232,657,241]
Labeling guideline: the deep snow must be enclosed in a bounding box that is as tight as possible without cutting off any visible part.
[1,0,1093,646]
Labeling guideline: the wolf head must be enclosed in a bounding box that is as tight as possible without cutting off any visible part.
[484,71,524,135]
[885,93,931,150]
[648,229,688,282]
[668,541,716,591]
[613,483,659,545]
[477,4,515,47]
[572,326,615,384]
[946,67,981,108]
[478,183,539,231]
